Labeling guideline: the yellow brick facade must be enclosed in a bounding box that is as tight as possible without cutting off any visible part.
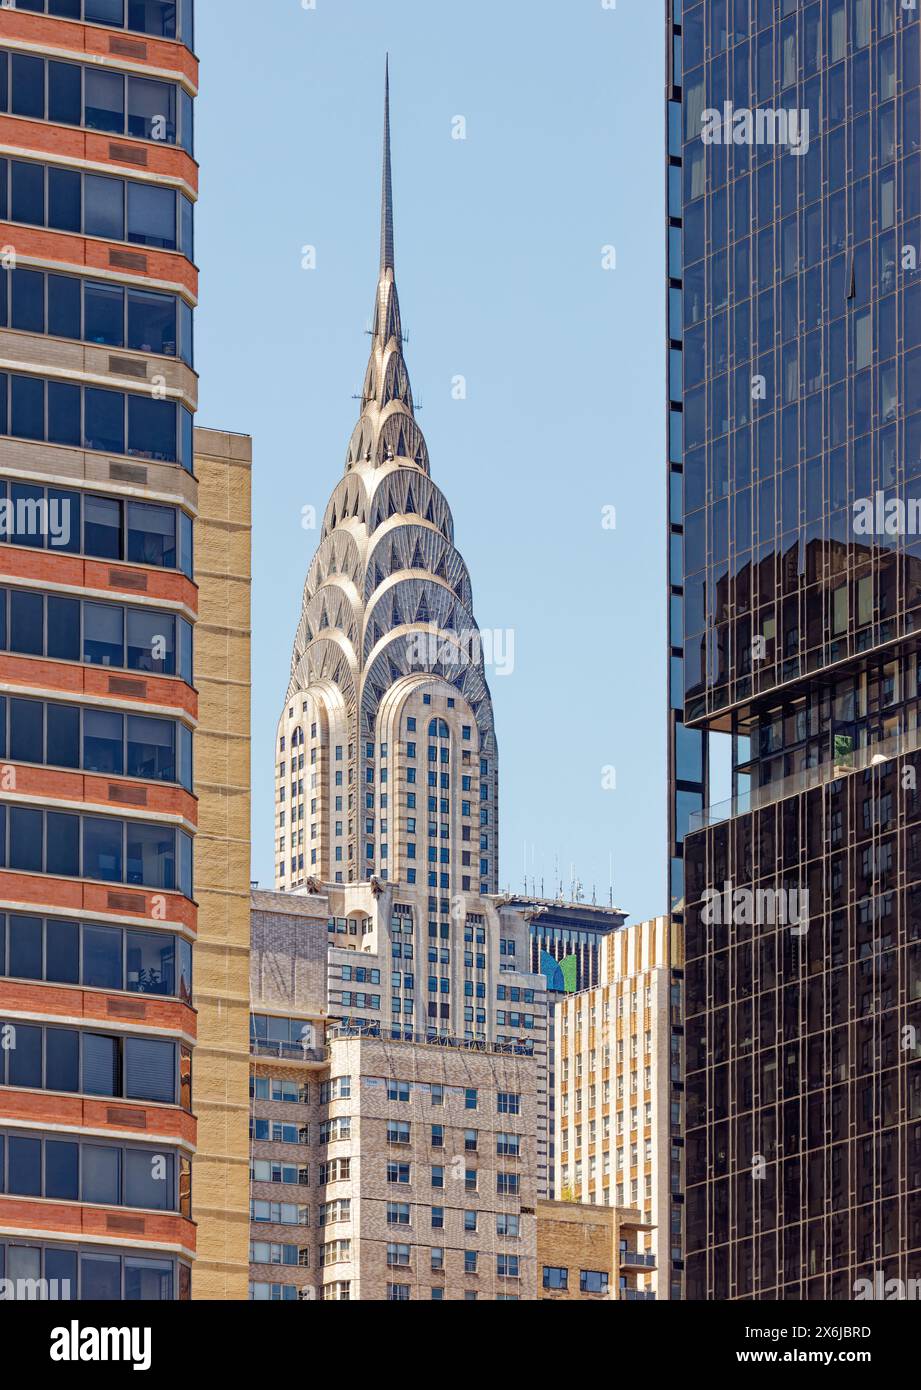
[191,428,253,1300]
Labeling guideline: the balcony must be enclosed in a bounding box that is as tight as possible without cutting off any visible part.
[327,1025,535,1058]
[621,1289,656,1301]
[620,1251,656,1269]
[689,722,921,832]
[250,1040,326,1065]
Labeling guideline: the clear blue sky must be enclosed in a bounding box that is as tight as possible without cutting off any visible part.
[194,0,666,924]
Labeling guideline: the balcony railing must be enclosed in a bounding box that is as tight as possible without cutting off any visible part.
[250,1040,326,1064]
[620,1252,656,1269]
[689,723,921,832]
[621,1289,656,1301]
[326,1025,535,1058]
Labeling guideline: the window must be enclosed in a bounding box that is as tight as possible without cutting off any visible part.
[387,1283,410,1301]
[497,1213,520,1238]
[386,1202,410,1227]
[0,588,194,682]
[0,804,192,896]
[386,1121,410,1146]
[0,1022,186,1107]
[497,1255,519,1279]
[543,1266,568,1291]
[464,1088,478,1110]
[0,158,194,259]
[497,1091,520,1115]
[125,0,194,46]
[386,1243,410,1268]
[386,1163,410,1185]
[497,1173,519,1197]
[0,696,183,789]
[580,1270,610,1294]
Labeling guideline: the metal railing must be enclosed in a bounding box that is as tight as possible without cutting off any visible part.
[250,1040,327,1064]
[620,1252,656,1268]
[326,1024,536,1058]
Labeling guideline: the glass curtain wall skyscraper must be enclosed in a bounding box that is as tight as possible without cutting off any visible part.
[668,0,921,1299]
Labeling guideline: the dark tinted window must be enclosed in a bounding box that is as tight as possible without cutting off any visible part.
[10,806,42,871]
[127,502,175,567]
[48,274,81,339]
[85,282,124,347]
[11,161,44,225]
[45,1026,79,1091]
[127,182,174,249]
[11,268,44,333]
[83,925,122,990]
[46,812,79,878]
[9,590,42,655]
[11,375,44,440]
[83,817,123,883]
[45,1139,79,1200]
[85,70,124,135]
[46,705,80,768]
[82,1144,120,1205]
[84,495,122,560]
[9,698,43,764]
[7,1136,41,1196]
[10,55,44,120]
[84,175,124,241]
[48,167,80,232]
[9,915,42,980]
[128,290,176,356]
[47,596,80,661]
[47,382,81,447]
[83,709,124,776]
[48,61,81,126]
[84,388,124,454]
[7,1023,41,1086]
[46,919,79,985]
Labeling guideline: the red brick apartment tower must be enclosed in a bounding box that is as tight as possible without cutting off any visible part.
[0,0,198,1300]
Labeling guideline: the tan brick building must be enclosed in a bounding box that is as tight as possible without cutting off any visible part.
[191,428,252,1300]
[537,1199,655,1300]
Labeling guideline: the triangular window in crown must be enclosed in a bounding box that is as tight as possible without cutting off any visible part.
[405,484,416,514]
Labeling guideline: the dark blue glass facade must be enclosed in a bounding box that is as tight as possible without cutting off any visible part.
[671,0,921,1300]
